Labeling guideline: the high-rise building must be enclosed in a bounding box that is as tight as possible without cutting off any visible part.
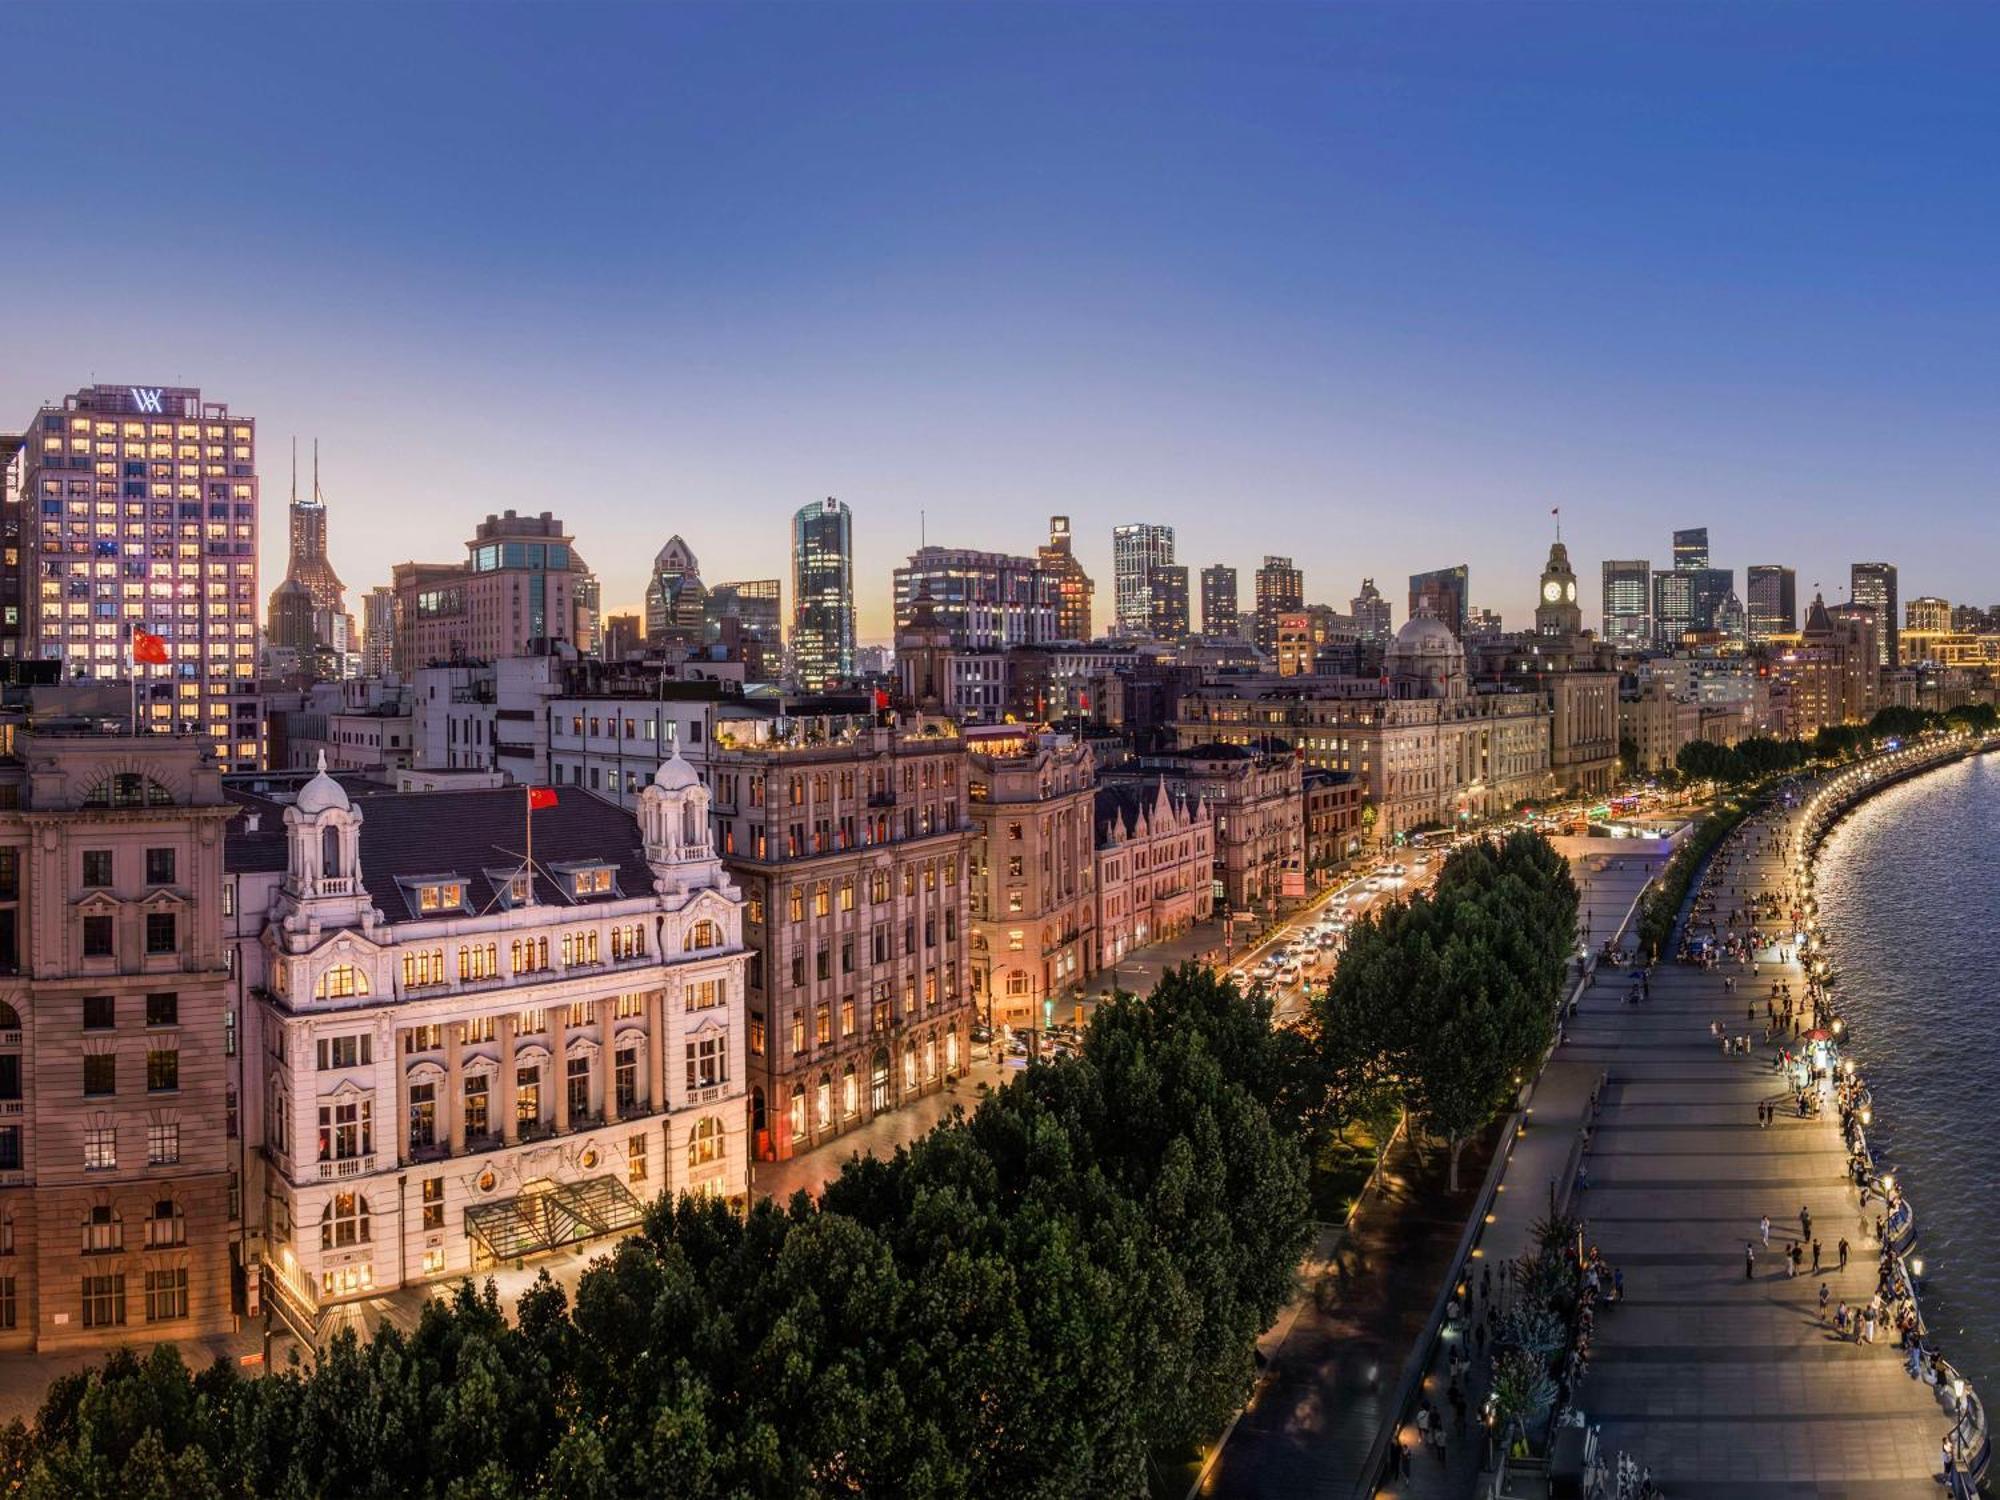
[706,579,783,675]
[361,586,397,677]
[1745,565,1796,643]
[284,440,346,613]
[1201,565,1239,639]
[645,536,707,647]
[0,432,23,660]
[1654,566,1733,645]
[19,384,262,769]
[1350,578,1391,645]
[894,547,1056,649]
[1850,563,1898,667]
[791,498,854,690]
[1111,524,1175,636]
[1407,564,1469,639]
[267,441,352,678]
[1672,527,1710,570]
[1037,517,1094,641]
[1147,564,1190,641]
[391,510,590,676]
[1254,555,1306,653]
[1600,559,1651,647]
[601,612,644,662]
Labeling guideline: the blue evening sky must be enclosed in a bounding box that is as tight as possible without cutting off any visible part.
[2,1,1996,639]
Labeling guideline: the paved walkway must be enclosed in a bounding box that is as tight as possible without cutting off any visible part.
[1567,801,1953,1494]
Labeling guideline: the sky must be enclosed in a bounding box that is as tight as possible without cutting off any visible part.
[3,1,1997,642]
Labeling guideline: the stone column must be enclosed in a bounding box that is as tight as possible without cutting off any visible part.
[552,1002,570,1132]
[395,1029,411,1164]
[499,1013,519,1145]
[445,1023,465,1155]
[645,988,667,1113]
[599,998,619,1123]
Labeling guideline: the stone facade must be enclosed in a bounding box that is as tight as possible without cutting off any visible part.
[0,733,238,1351]
[965,727,1096,1031]
[1093,782,1213,968]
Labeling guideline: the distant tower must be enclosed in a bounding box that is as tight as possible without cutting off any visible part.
[1535,539,1582,636]
[792,497,855,689]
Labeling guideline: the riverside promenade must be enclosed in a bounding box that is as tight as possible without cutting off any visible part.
[1573,797,1951,1494]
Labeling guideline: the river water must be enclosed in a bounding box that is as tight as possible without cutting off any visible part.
[1815,749,2000,1391]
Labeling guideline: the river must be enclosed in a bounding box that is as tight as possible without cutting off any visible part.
[1815,748,2000,1392]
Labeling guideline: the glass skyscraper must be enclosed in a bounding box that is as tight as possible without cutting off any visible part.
[1745,564,1797,643]
[1111,522,1175,636]
[1850,562,1898,666]
[791,497,854,690]
[1600,559,1651,646]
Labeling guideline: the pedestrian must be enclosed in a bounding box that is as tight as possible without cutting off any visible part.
[1819,1283,1830,1323]
[1745,1242,1756,1280]
[1812,1239,1822,1274]
[1760,1214,1771,1247]
[1801,1205,1812,1241]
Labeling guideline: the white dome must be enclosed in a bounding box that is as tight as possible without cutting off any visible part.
[1392,612,1460,656]
[295,751,351,815]
[653,747,701,792]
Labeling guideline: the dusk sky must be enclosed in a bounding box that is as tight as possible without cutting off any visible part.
[4,2,1997,641]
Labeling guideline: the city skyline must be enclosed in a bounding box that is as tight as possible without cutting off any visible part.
[5,4,1999,640]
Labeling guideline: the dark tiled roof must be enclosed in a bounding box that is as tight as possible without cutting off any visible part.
[224,787,654,920]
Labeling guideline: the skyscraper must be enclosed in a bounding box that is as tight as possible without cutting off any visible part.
[0,432,23,661]
[1673,527,1710,570]
[1147,564,1190,641]
[267,440,350,676]
[361,585,396,677]
[1407,564,1469,638]
[644,535,708,647]
[1745,565,1797,643]
[1201,564,1239,638]
[19,384,262,769]
[1349,578,1391,646]
[791,497,854,690]
[1906,595,1950,634]
[1600,559,1651,646]
[1254,555,1305,653]
[1655,566,1733,644]
[1112,523,1175,636]
[894,546,1055,648]
[1850,563,1898,667]
[1038,516,1094,641]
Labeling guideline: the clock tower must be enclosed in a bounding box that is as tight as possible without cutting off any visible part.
[1536,539,1583,636]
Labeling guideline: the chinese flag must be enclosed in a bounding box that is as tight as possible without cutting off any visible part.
[873,688,891,711]
[132,626,169,666]
[527,786,559,810]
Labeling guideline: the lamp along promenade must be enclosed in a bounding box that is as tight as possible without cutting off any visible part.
[1561,734,1996,1497]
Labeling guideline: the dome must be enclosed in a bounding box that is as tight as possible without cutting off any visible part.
[295,750,351,815]
[1391,612,1460,657]
[653,746,701,792]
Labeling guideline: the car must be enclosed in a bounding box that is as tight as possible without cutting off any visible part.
[970,1023,994,1044]
[1364,877,1383,892]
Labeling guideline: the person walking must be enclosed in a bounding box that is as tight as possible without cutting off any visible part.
[1745,1242,1757,1280]
[1818,1283,1830,1323]
[1801,1204,1813,1242]
[1812,1239,1822,1274]
[1760,1214,1771,1247]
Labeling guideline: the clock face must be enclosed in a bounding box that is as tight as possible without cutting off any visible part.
[1565,581,1576,602]
[1543,581,1563,602]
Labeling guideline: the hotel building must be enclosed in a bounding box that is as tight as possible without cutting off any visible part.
[18,384,261,769]
[390,510,594,676]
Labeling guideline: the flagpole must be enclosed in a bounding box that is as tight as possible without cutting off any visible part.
[524,781,534,892]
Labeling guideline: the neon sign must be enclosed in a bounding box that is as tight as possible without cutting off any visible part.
[129,387,164,414]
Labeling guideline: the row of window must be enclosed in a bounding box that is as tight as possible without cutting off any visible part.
[80,847,178,888]
[82,1121,181,1170]
[80,911,179,959]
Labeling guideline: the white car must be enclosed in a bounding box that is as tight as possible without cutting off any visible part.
[1364,877,1383,892]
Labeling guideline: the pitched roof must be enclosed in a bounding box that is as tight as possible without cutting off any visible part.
[225,786,656,919]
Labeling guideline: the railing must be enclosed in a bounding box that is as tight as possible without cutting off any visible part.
[688,1084,726,1105]
[316,1153,375,1180]
[315,877,357,896]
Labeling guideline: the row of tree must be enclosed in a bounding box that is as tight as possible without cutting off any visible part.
[1310,832,1580,1190]
[0,969,1312,1500]
[1675,703,1999,786]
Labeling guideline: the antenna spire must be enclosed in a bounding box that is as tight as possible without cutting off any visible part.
[313,438,322,505]
[289,436,298,503]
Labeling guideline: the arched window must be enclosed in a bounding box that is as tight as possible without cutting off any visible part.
[321,827,340,880]
[923,1036,938,1081]
[946,1030,960,1075]
[902,1038,918,1091]
[814,1073,832,1128]
[315,965,368,1001]
[81,1202,123,1254]
[787,1083,806,1140]
[320,1193,371,1250]
[687,919,719,951]
[0,1002,20,1030]
[81,773,174,810]
[681,801,702,846]
[687,1115,724,1168]
[841,1061,858,1118]
[145,1198,186,1249]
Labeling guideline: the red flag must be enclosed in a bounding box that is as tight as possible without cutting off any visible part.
[528,786,558,810]
[873,688,891,711]
[132,626,169,666]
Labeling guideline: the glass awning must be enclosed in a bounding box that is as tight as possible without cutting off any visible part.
[464,1174,645,1262]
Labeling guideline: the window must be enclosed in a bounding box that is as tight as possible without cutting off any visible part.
[615,1048,638,1111]
[416,882,464,913]
[571,867,614,896]
[422,1176,445,1231]
[684,979,723,1013]
[409,1083,437,1150]
[609,923,646,961]
[83,994,116,1030]
[81,1273,125,1329]
[566,1056,591,1121]
[316,1034,371,1070]
[685,1035,727,1091]
[320,1192,371,1250]
[0,1128,18,1172]
[144,848,176,885]
[145,1199,186,1247]
[402,948,446,989]
[83,1053,116,1097]
[82,915,114,958]
[627,1134,647,1184]
[687,1115,724,1167]
[561,930,598,967]
[459,943,499,981]
[0,1278,14,1331]
[510,936,550,975]
[144,1267,189,1322]
[146,1047,179,1092]
[516,1066,541,1129]
[145,912,177,955]
[82,1203,123,1253]
[145,992,178,1027]
[316,1097,373,1161]
[82,850,113,888]
[687,919,721,950]
[315,964,368,1000]
[463,1075,490,1138]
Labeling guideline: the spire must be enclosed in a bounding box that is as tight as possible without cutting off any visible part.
[313,438,323,505]
[290,436,298,503]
